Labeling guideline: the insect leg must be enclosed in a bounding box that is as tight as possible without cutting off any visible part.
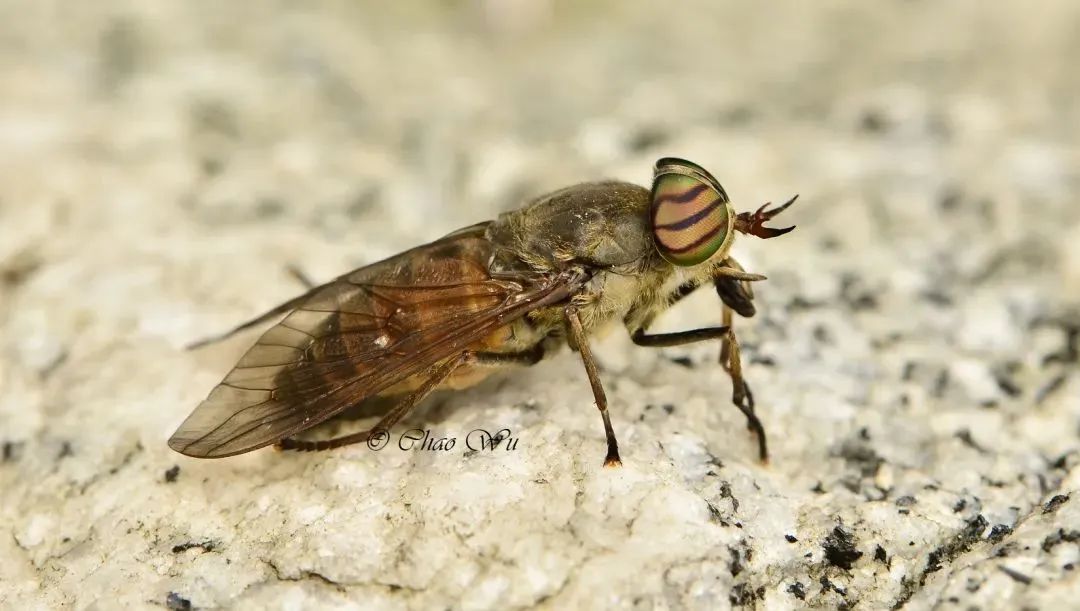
[712,268,767,282]
[470,343,546,367]
[565,305,621,467]
[276,346,544,453]
[626,260,768,462]
[626,277,706,335]
[717,302,768,463]
[714,256,759,318]
[626,256,750,346]
[714,256,765,446]
[630,326,731,347]
[285,264,317,289]
[714,256,756,411]
[187,264,328,351]
[276,428,374,453]
[627,313,766,461]
[631,259,761,335]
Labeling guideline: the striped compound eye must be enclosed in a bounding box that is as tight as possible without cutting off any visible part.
[650,158,735,266]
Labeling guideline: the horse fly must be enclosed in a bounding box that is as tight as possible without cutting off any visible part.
[169,158,797,466]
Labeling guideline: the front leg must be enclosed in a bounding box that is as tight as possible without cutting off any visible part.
[631,320,768,462]
[714,256,758,318]
[714,255,757,415]
[631,326,730,347]
[627,263,769,463]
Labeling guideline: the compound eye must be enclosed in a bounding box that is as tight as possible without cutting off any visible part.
[650,158,733,266]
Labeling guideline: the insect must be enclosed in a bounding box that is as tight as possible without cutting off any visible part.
[169,158,796,466]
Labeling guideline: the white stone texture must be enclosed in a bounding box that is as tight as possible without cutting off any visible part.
[1,2,1078,609]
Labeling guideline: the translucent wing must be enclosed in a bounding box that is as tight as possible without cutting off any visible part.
[170,224,577,458]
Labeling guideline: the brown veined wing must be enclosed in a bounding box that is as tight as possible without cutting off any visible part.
[169,224,576,458]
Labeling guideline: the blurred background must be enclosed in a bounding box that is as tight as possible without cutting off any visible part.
[2,1,1078,325]
[2,1,1079,608]
[3,0,1078,373]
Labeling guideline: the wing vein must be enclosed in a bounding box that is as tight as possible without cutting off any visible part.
[170,224,586,458]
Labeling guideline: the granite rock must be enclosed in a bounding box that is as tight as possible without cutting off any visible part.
[2,1,1078,609]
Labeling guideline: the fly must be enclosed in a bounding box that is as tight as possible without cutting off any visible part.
[169,158,797,466]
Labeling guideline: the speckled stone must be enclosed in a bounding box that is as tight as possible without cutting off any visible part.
[2,2,1078,609]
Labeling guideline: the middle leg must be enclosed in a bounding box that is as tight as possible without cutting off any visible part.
[625,262,769,462]
[629,313,768,462]
[716,303,767,461]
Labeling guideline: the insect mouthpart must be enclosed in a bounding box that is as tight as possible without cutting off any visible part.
[734,195,798,239]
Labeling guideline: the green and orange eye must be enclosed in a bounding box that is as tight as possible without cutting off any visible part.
[650,158,735,266]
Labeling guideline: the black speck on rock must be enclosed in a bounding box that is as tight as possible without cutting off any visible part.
[1037,374,1067,404]
[1043,325,1079,365]
[874,545,888,564]
[729,544,751,577]
[955,429,988,453]
[823,526,863,570]
[933,369,950,398]
[813,324,833,343]
[923,515,989,583]
[785,534,798,543]
[988,524,1013,544]
[788,296,823,311]
[895,496,917,508]
[839,273,879,311]
[1043,494,1069,514]
[706,501,727,527]
[718,481,739,512]
[57,441,74,459]
[836,438,885,478]
[666,355,693,368]
[1041,529,1080,552]
[1051,452,1077,471]
[858,109,890,133]
[998,566,1032,585]
[2,440,24,463]
[172,540,217,554]
[164,465,181,483]
[751,354,776,366]
[166,592,192,611]
[993,369,1022,397]
[921,289,953,306]
[729,582,760,606]
[820,574,846,595]
[787,581,807,600]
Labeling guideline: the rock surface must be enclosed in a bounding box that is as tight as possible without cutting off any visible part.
[2,1,1079,609]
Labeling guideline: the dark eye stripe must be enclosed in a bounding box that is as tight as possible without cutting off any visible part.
[654,198,722,231]
[652,183,709,205]
[658,224,724,254]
